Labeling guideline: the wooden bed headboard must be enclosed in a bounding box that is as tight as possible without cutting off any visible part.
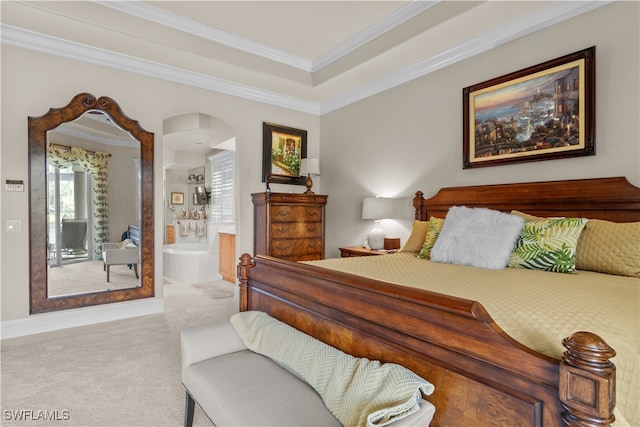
[413,176,640,222]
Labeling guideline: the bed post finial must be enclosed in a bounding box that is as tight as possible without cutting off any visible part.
[559,331,616,427]
[413,191,425,220]
[237,253,254,312]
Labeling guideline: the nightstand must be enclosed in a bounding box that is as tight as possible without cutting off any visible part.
[339,246,389,257]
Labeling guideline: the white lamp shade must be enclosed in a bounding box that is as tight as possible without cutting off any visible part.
[301,158,320,175]
[362,197,394,220]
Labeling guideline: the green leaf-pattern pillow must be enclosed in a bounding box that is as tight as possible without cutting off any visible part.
[508,217,588,273]
[417,217,445,259]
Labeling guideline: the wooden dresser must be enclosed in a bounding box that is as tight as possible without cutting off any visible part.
[252,192,328,261]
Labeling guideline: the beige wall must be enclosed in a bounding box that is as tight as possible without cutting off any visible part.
[0,46,320,322]
[320,2,640,258]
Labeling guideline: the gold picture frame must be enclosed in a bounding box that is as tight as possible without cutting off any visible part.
[171,192,184,205]
[463,46,595,168]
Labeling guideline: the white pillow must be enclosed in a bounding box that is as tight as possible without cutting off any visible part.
[430,206,525,270]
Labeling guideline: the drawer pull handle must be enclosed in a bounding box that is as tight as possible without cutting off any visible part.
[275,211,290,218]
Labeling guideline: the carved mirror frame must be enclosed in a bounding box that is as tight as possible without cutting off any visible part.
[29,93,154,313]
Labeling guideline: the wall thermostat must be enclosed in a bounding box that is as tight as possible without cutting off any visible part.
[5,179,24,192]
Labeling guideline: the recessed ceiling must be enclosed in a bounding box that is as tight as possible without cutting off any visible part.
[51,111,138,148]
[147,1,413,61]
[1,1,608,114]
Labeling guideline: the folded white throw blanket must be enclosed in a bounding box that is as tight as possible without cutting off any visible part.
[230,311,434,427]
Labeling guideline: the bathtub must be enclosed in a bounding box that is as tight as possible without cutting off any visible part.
[163,242,220,284]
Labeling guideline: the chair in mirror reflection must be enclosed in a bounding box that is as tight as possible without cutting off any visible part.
[102,224,140,283]
[61,219,88,257]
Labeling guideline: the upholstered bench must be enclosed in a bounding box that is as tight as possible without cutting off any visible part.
[181,312,436,427]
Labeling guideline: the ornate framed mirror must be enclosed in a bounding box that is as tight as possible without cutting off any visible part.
[29,93,154,313]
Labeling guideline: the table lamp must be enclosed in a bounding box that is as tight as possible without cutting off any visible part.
[362,197,394,250]
[301,158,320,194]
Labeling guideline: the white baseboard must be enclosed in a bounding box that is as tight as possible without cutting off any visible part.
[0,298,164,340]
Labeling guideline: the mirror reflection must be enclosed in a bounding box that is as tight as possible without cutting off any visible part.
[29,93,154,314]
[46,112,141,297]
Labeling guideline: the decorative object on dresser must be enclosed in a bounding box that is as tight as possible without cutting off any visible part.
[300,158,320,194]
[362,197,394,249]
[252,192,327,261]
[339,246,387,258]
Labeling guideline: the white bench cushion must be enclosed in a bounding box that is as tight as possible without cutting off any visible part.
[181,321,436,426]
[183,350,341,427]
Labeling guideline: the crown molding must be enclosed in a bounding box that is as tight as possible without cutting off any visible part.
[95,0,313,72]
[311,0,439,71]
[319,0,611,114]
[53,125,137,148]
[1,24,320,115]
[95,0,435,74]
[1,1,609,116]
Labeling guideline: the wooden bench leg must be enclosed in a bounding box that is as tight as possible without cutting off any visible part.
[184,390,195,427]
[133,264,139,279]
[106,265,110,282]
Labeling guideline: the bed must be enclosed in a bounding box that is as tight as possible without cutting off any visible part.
[237,176,639,427]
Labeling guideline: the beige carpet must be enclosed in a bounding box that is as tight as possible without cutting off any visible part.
[1,280,238,426]
[48,260,140,297]
[190,282,234,299]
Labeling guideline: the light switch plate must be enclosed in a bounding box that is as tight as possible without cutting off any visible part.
[7,220,22,231]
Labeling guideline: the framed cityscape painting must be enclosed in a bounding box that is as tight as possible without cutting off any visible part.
[262,122,307,185]
[463,46,595,169]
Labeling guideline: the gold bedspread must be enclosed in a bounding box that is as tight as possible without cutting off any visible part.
[307,252,639,426]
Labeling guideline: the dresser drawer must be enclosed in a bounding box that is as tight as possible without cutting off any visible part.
[270,222,322,239]
[271,205,323,222]
[270,238,323,257]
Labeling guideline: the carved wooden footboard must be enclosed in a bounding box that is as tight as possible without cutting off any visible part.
[238,176,638,426]
[237,254,616,426]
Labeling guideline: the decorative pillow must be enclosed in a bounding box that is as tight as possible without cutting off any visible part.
[508,217,587,273]
[417,217,445,259]
[575,219,640,277]
[512,211,640,277]
[430,206,525,269]
[400,220,429,253]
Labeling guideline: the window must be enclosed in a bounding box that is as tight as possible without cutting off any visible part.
[209,150,235,223]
